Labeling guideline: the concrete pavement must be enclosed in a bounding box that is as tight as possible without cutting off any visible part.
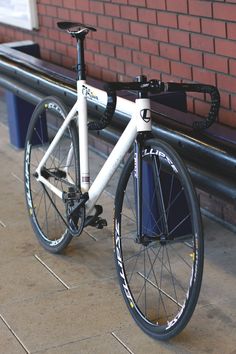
[0,100,236,353]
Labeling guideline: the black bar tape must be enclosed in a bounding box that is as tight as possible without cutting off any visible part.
[166,83,220,131]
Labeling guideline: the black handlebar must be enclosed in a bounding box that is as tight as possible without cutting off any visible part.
[88,80,220,131]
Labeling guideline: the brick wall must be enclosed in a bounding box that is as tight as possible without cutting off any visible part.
[1,0,236,128]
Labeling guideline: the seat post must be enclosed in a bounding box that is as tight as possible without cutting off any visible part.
[76,36,86,81]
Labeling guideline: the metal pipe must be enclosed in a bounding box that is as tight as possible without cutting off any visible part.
[1,48,236,204]
[0,73,44,105]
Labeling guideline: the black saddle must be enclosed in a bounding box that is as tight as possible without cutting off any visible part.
[57,21,96,33]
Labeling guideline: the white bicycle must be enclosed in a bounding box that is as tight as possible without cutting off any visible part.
[24,22,219,340]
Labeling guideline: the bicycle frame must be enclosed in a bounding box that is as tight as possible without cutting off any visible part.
[35,79,152,214]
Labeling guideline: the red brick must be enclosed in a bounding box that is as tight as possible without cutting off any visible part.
[109,57,125,74]
[227,23,236,40]
[166,0,188,13]
[102,69,117,82]
[181,48,203,66]
[86,38,99,53]
[88,66,102,80]
[121,5,137,20]
[107,32,122,46]
[157,12,178,28]
[46,5,57,17]
[57,7,69,19]
[138,8,157,24]
[74,0,89,11]
[83,12,97,27]
[189,0,212,17]
[147,0,166,10]
[169,29,190,47]
[132,51,150,66]
[130,22,148,37]
[48,29,60,41]
[230,94,236,111]
[215,38,236,60]
[201,19,226,38]
[144,67,162,80]
[192,67,216,85]
[129,0,146,6]
[38,4,47,15]
[220,91,230,109]
[69,10,83,23]
[90,1,104,14]
[104,3,120,16]
[50,52,62,65]
[63,0,75,9]
[116,47,132,61]
[186,95,194,113]
[217,73,236,94]
[114,18,129,33]
[171,61,192,80]
[100,42,115,56]
[94,53,108,67]
[149,25,168,42]
[178,15,201,33]
[111,0,127,4]
[229,59,236,76]
[204,54,228,74]
[140,38,158,54]
[125,62,141,78]
[42,16,53,27]
[213,3,236,22]
[218,108,236,128]
[160,43,180,60]
[94,28,106,42]
[194,99,211,117]
[123,34,140,49]
[62,55,74,68]
[98,16,113,30]
[55,41,67,53]
[191,34,214,52]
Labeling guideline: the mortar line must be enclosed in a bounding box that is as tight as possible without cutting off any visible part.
[34,254,70,290]
[0,219,6,228]
[11,172,24,184]
[0,314,30,354]
[111,332,135,354]
[84,229,98,241]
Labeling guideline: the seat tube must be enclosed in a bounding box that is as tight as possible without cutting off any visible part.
[77,80,90,192]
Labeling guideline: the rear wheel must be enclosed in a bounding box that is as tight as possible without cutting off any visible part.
[24,97,80,253]
[114,139,203,340]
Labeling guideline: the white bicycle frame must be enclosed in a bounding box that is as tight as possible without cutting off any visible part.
[35,79,152,214]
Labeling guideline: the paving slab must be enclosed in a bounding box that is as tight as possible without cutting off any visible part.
[0,319,26,354]
[0,279,134,353]
[0,255,65,305]
[38,333,129,354]
[35,232,116,289]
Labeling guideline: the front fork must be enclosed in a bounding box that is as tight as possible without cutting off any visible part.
[134,132,152,243]
[134,135,143,243]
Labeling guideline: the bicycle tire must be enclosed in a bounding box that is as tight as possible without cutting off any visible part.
[114,139,203,340]
[24,96,80,253]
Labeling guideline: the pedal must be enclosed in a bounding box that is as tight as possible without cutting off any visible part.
[95,218,107,229]
[84,205,107,229]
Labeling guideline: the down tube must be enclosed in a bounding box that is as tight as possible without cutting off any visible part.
[86,116,137,213]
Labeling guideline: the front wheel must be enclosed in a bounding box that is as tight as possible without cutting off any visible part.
[114,139,203,340]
